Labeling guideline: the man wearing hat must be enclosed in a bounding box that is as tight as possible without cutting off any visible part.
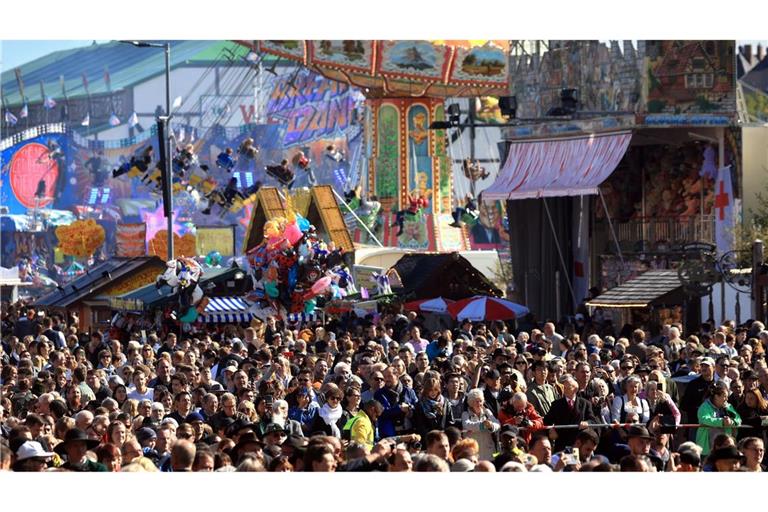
[263,423,288,448]
[709,446,742,472]
[617,424,664,471]
[55,428,106,471]
[13,440,55,472]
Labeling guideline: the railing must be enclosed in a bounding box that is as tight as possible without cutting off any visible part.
[613,215,715,249]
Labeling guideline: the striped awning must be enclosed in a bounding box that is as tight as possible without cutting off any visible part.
[286,312,317,323]
[483,131,632,200]
[199,297,253,323]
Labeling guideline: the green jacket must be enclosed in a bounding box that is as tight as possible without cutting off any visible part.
[696,399,741,455]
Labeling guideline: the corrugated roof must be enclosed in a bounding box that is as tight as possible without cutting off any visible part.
[35,256,163,307]
[1,40,250,107]
[586,270,683,308]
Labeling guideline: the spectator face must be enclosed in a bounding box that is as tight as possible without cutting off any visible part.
[383,368,399,388]
[428,435,450,460]
[222,397,237,417]
[312,453,336,472]
[534,365,548,383]
[157,360,171,378]
[628,436,651,456]
[468,396,485,415]
[133,372,147,391]
[742,440,764,468]
[711,389,728,408]
[530,437,552,465]
[392,450,412,472]
[700,364,714,380]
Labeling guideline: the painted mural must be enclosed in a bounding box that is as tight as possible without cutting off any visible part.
[645,40,736,114]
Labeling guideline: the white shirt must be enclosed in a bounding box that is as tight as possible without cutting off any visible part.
[127,387,154,402]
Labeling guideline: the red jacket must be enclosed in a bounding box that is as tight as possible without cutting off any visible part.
[498,402,544,445]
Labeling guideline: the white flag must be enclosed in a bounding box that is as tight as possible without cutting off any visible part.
[109,113,121,126]
[128,111,139,127]
[81,113,90,126]
[178,126,186,142]
[19,103,28,118]
[714,165,735,256]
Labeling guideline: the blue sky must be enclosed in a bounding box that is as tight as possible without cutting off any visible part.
[1,40,106,71]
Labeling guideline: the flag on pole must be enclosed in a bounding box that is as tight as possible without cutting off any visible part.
[178,126,186,142]
[4,110,18,126]
[109,113,121,126]
[81,113,90,126]
[19,103,28,118]
[44,96,57,109]
[714,165,735,256]
[128,111,139,127]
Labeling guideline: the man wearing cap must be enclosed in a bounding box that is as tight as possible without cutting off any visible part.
[185,412,206,442]
[12,441,55,472]
[680,357,716,426]
[481,368,503,417]
[55,428,106,472]
[263,423,288,448]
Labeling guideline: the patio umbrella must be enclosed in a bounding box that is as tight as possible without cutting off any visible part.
[403,296,455,314]
[447,295,529,321]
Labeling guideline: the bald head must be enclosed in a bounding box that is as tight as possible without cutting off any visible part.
[171,440,196,471]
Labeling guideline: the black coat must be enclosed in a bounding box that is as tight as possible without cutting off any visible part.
[483,388,501,418]
[543,396,598,452]
[680,376,713,423]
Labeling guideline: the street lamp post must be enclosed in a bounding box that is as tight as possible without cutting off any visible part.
[121,40,174,260]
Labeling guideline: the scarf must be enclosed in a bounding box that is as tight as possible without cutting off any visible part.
[319,403,343,425]
[421,396,444,420]
[318,403,342,438]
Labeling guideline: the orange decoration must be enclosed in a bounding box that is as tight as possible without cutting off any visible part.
[55,219,106,258]
[147,231,197,259]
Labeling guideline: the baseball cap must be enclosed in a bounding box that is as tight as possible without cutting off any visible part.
[16,441,55,461]
[700,357,715,367]
[185,412,205,424]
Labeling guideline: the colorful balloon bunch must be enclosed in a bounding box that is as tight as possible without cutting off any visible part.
[246,210,355,320]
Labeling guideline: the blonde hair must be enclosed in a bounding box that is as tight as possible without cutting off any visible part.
[121,457,159,472]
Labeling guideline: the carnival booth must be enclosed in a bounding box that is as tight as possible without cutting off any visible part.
[585,269,708,332]
[35,256,165,331]
[108,265,251,328]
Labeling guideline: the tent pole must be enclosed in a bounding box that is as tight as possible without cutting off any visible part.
[543,197,577,310]
[599,189,625,281]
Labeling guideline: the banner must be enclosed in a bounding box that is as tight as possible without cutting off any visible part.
[714,165,735,256]
[196,226,236,257]
[116,223,147,257]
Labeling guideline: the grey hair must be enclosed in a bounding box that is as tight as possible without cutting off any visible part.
[625,375,642,387]
[466,388,484,404]
[272,399,288,412]
[559,374,577,387]
[511,392,527,403]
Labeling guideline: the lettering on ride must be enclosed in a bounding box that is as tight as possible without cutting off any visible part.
[265,71,355,146]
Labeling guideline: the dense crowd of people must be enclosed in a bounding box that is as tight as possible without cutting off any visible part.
[1,299,766,473]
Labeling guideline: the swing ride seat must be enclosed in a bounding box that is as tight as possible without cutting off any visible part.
[265,165,295,187]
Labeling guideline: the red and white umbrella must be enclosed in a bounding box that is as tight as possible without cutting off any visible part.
[447,295,529,321]
[403,296,455,314]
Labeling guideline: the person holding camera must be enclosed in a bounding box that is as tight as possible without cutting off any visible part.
[498,390,544,446]
[374,366,418,439]
[462,388,500,460]
[696,382,742,456]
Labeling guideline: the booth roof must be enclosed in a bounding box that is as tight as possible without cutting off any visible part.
[586,270,691,309]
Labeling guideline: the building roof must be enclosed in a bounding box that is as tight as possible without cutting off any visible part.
[389,252,501,301]
[741,56,768,94]
[1,40,252,107]
[35,256,163,307]
[585,270,688,309]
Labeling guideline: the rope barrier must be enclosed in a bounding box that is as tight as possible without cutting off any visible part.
[523,422,757,430]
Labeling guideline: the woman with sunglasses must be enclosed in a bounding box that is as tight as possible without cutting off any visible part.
[308,383,344,437]
[339,385,362,430]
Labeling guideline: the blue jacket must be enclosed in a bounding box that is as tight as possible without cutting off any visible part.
[289,404,319,429]
[374,383,418,438]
